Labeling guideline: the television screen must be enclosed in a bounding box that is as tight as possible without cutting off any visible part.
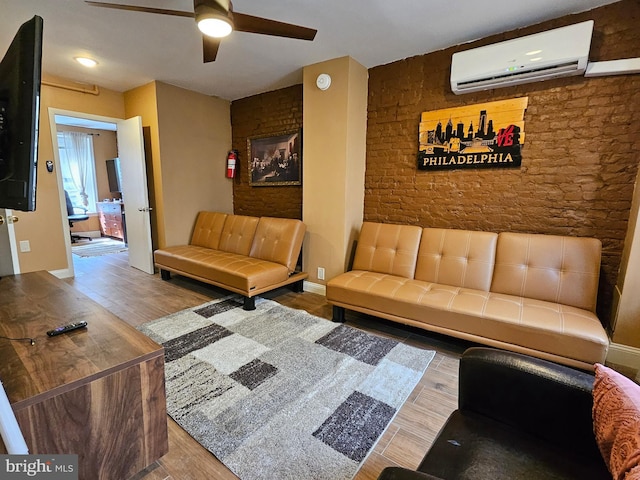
[0,15,43,212]
[106,158,121,193]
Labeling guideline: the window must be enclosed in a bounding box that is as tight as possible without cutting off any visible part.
[57,131,99,214]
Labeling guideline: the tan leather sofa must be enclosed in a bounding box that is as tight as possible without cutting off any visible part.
[154,211,307,310]
[326,222,609,369]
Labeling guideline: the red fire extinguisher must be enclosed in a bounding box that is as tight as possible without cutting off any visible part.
[226,150,238,178]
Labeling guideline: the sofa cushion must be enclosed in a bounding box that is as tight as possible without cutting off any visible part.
[218,215,260,256]
[414,228,497,291]
[154,245,290,292]
[190,211,227,249]
[593,363,640,480]
[491,232,601,312]
[249,217,305,272]
[416,410,610,480]
[351,222,423,278]
[326,272,608,365]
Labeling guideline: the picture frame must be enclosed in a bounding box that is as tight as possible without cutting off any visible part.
[248,129,302,186]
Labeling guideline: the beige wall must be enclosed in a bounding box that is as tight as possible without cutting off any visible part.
[125,81,233,248]
[124,82,162,249]
[12,76,125,274]
[302,57,368,284]
[154,82,233,247]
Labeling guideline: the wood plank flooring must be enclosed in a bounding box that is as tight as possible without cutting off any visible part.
[64,251,473,480]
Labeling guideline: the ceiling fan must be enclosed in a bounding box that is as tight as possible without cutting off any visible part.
[85,0,317,63]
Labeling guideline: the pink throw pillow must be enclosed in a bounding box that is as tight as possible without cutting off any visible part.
[593,363,640,480]
[627,465,640,480]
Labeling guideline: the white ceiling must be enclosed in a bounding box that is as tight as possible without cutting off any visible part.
[1,0,621,101]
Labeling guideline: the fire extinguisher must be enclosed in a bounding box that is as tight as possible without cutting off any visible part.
[226,150,238,178]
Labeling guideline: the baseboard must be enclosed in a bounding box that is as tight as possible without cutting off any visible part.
[303,281,326,296]
[606,342,640,373]
[70,230,101,239]
[49,268,73,279]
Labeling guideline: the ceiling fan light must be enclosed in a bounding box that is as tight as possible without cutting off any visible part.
[197,9,233,38]
[198,17,232,37]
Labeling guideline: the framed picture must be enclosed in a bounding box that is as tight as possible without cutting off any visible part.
[248,130,301,186]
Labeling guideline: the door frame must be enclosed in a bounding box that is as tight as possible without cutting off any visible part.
[48,108,150,277]
[0,208,21,276]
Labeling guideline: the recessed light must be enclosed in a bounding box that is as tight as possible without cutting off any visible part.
[529,57,543,62]
[525,50,542,56]
[75,57,98,68]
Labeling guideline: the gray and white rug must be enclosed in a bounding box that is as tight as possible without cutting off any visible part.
[72,237,127,257]
[138,296,435,480]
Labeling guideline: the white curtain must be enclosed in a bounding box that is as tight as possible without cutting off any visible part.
[60,132,94,207]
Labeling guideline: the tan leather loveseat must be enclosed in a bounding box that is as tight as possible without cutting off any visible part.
[154,211,307,310]
[326,222,609,369]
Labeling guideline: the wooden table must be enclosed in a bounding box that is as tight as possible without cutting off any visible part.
[0,271,168,480]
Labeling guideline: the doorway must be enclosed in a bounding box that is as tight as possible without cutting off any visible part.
[56,115,123,248]
[49,108,155,275]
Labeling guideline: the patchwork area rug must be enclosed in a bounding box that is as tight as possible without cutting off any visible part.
[72,238,127,257]
[138,296,435,480]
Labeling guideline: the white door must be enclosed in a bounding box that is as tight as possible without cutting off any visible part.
[0,209,19,276]
[117,116,154,274]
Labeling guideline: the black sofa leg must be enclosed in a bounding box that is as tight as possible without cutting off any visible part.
[243,296,256,311]
[291,279,305,293]
[332,305,346,323]
[160,269,171,281]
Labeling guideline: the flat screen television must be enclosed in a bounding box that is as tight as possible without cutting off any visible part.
[106,158,122,193]
[0,15,43,212]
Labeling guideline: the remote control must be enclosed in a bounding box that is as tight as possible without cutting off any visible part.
[46,321,88,337]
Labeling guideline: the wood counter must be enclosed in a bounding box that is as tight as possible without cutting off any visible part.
[0,271,168,480]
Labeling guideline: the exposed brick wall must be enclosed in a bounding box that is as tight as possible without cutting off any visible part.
[366,0,640,325]
[230,85,303,219]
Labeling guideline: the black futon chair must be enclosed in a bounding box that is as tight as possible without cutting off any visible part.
[378,347,610,480]
[65,190,91,243]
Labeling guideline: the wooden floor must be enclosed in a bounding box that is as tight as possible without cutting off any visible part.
[65,251,474,480]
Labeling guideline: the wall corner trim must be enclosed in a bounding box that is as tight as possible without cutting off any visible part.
[48,268,73,279]
[303,281,326,296]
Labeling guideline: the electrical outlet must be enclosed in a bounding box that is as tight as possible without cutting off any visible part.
[19,240,31,252]
[317,267,325,280]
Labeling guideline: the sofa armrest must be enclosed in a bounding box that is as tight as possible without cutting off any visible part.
[377,467,443,480]
[458,347,599,458]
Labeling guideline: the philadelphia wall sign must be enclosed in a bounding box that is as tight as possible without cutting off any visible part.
[418,97,528,171]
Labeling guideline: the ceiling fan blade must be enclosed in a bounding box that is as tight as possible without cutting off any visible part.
[84,1,194,18]
[233,12,317,41]
[203,35,221,63]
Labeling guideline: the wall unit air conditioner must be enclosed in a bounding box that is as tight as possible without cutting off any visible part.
[450,20,594,95]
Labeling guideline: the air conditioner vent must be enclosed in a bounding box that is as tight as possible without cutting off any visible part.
[456,61,581,91]
[451,21,593,94]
